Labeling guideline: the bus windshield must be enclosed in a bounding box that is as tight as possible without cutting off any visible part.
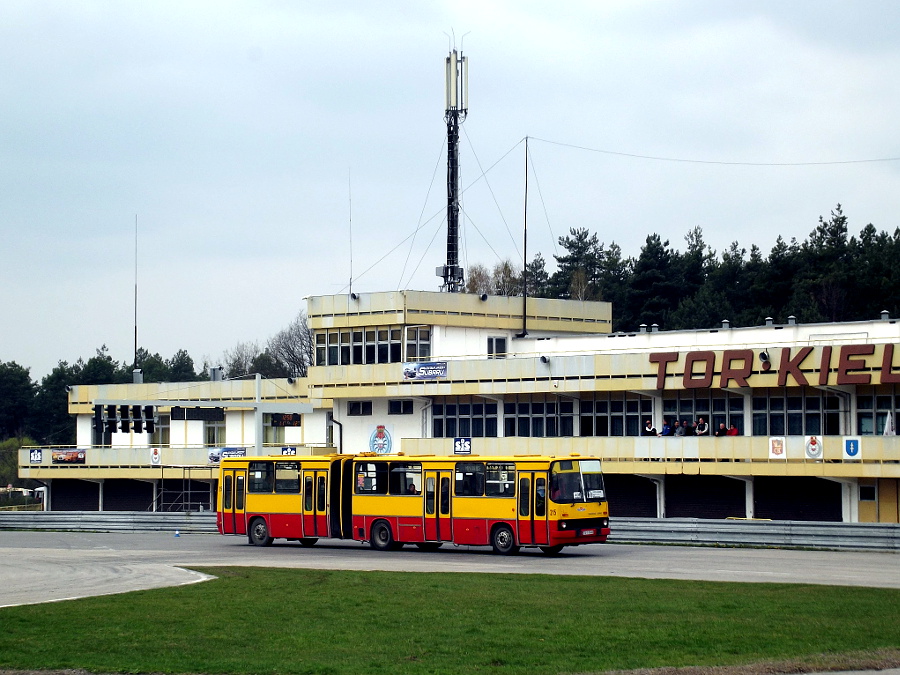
[549,459,605,503]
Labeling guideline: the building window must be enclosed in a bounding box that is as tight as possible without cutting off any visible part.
[749,389,842,436]
[315,333,326,366]
[263,414,286,445]
[205,419,226,446]
[857,387,899,435]
[388,400,414,415]
[315,326,410,366]
[405,326,431,362]
[432,397,498,438]
[347,401,373,416]
[503,395,574,438]
[581,394,652,437]
[655,392,744,436]
[488,336,507,359]
[151,414,170,446]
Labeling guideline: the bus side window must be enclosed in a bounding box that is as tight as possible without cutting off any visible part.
[535,478,546,517]
[248,461,274,493]
[425,477,436,514]
[317,476,326,511]
[223,475,233,510]
[440,477,450,515]
[235,474,245,510]
[274,461,300,493]
[454,462,484,496]
[304,476,313,511]
[518,477,530,517]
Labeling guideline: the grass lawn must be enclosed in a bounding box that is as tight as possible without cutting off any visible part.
[0,567,898,675]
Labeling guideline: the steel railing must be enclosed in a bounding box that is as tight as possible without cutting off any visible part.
[0,512,897,550]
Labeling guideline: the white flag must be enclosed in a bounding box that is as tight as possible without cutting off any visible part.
[883,414,896,436]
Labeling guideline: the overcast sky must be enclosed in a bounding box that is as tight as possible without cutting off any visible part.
[2,1,899,380]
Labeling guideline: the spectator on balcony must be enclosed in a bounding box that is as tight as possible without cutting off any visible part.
[695,417,710,436]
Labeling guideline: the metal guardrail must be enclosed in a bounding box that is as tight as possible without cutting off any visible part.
[0,512,898,550]
[0,511,217,534]
[610,517,900,551]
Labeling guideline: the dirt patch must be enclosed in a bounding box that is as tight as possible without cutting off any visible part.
[598,648,900,675]
[2,650,900,675]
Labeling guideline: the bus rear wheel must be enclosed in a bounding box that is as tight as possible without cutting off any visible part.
[491,524,519,555]
[370,521,396,551]
[249,518,273,547]
[299,538,318,547]
[540,544,565,555]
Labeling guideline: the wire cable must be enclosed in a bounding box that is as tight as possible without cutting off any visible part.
[463,126,521,259]
[526,143,559,260]
[399,137,446,290]
[529,137,900,166]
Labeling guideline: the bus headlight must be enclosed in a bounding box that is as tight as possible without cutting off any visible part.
[559,520,568,530]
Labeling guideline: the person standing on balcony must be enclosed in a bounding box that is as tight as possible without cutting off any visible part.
[696,417,709,436]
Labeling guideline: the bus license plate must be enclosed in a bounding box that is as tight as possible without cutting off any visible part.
[580,529,595,536]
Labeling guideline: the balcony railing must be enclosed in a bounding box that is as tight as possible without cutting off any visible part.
[19,443,335,470]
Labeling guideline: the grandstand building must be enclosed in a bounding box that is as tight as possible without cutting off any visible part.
[18,290,900,523]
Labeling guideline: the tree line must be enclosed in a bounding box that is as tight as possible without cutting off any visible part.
[3,203,897,452]
[0,311,314,449]
[467,204,900,331]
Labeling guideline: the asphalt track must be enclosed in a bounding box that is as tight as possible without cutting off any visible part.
[0,530,898,609]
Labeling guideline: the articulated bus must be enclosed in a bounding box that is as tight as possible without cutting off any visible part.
[217,453,610,555]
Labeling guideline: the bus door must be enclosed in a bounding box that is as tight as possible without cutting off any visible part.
[517,472,549,545]
[303,469,328,537]
[221,468,247,535]
[424,469,453,542]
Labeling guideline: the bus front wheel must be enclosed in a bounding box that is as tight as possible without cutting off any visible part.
[249,518,273,547]
[491,524,519,555]
[299,538,318,547]
[370,521,395,551]
[540,544,565,555]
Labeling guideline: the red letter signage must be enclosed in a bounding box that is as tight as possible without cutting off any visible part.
[684,351,715,389]
[719,350,753,388]
[836,344,874,385]
[778,347,813,386]
[649,352,679,390]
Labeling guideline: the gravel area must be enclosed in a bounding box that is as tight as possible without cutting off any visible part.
[2,650,900,675]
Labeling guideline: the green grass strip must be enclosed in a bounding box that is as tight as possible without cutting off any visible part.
[1,568,898,675]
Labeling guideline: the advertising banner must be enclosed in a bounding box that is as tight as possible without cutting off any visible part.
[51,449,85,464]
[402,361,448,380]
[208,447,248,464]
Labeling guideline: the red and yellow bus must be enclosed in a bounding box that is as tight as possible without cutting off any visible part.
[217,453,609,555]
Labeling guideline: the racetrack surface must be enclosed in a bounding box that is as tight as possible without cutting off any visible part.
[1,530,898,608]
